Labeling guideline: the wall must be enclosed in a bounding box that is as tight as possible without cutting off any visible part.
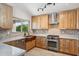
[13,7,31,20]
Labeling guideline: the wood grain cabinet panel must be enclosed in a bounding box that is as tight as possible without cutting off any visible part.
[35,36,41,47]
[59,12,66,29]
[36,36,47,49]
[77,8,79,29]
[59,9,77,29]
[78,40,79,55]
[59,39,66,52]
[59,39,77,55]
[0,4,13,29]
[69,40,77,55]
[32,14,49,29]
[64,39,70,53]
[40,15,49,29]
[32,16,40,29]
[26,38,35,51]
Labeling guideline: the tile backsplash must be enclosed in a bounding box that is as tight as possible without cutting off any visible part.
[32,29,48,34]
[60,29,79,35]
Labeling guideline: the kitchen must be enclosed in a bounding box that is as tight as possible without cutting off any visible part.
[0,3,79,56]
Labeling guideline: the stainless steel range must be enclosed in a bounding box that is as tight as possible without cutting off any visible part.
[47,35,59,51]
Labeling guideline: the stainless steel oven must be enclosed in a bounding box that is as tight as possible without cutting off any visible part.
[47,35,59,51]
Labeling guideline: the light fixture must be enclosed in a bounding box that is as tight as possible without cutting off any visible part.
[37,3,55,11]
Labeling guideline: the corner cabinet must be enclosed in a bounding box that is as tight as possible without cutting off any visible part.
[59,9,77,29]
[0,4,13,29]
[25,36,36,51]
[59,39,77,55]
[32,15,49,29]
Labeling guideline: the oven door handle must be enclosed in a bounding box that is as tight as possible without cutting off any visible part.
[48,40,58,42]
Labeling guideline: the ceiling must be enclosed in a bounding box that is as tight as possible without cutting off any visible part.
[8,3,79,16]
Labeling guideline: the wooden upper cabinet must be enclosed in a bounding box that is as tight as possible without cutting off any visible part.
[59,12,66,29]
[32,16,40,29]
[69,10,77,29]
[77,8,79,29]
[59,9,77,29]
[40,15,49,29]
[32,14,49,29]
[0,4,13,29]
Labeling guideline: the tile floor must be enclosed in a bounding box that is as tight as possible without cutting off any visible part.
[25,47,70,56]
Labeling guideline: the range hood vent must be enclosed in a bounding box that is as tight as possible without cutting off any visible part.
[49,13,59,25]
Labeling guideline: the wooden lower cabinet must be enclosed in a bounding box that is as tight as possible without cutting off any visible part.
[4,39,26,50]
[78,40,79,55]
[36,36,47,49]
[4,40,16,46]
[16,39,26,50]
[59,39,77,55]
[26,39,35,51]
[59,39,66,52]
[78,47,79,55]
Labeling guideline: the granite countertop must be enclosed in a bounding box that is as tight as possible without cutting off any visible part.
[34,34,78,40]
[0,43,26,56]
[0,36,26,42]
[0,35,36,42]
[59,34,78,40]
[0,33,78,43]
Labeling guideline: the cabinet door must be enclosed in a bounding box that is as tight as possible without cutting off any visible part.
[32,16,38,29]
[31,39,35,48]
[26,41,31,51]
[40,37,47,49]
[26,39,35,51]
[78,40,79,55]
[59,39,66,52]
[59,10,77,29]
[69,40,77,55]
[36,36,47,49]
[40,15,49,29]
[65,39,70,53]
[17,39,26,50]
[78,47,79,55]
[69,10,77,29]
[0,4,13,29]
[32,16,40,29]
[77,8,79,29]
[36,36,41,48]
[59,12,65,29]
[60,39,77,55]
